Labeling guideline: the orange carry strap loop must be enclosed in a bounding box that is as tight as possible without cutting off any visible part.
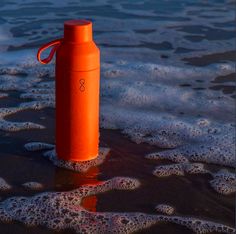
[37,38,63,64]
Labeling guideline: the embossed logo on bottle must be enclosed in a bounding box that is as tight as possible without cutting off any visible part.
[79,79,85,92]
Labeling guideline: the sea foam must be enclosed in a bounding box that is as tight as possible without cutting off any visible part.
[0,177,235,234]
[0,107,44,131]
[0,58,234,167]
[151,160,235,195]
[210,170,236,195]
[24,142,110,173]
[155,204,175,215]
[100,61,235,168]
[0,178,11,191]
[22,182,43,191]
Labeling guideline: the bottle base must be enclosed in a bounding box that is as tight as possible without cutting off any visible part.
[56,151,99,162]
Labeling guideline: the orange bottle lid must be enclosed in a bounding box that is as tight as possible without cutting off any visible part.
[37,19,100,71]
[64,19,93,43]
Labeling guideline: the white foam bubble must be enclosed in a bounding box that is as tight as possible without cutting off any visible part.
[155,204,175,215]
[146,151,189,163]
[153,163,207,177]
[22,182,43,190]
[165,216,235,234]
[151,158,235,195]
[24,142,54,151]
[0,107,44,131]
[0,178,11,191]
[19,100,54,110]
[146,131,235,167]
[0,93,7,98]
[0,74,40,91]
[210,170,236,195]
[0,63,53,131]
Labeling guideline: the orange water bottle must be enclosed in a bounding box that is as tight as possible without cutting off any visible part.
[37,20,100,161]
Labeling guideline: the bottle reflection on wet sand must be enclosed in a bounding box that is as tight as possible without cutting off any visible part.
[54,166,100,212]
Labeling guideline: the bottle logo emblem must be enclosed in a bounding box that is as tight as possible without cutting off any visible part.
[79,79,85,92]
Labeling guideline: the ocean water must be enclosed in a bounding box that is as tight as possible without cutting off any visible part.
[0,0,235,233]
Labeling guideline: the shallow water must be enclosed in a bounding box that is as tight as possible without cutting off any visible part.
[0,0,235,233]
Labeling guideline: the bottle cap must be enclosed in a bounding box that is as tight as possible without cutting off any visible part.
[64,19,92,43]
[37,19,99,71]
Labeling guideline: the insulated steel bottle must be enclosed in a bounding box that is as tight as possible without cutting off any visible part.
[37,20,100,162]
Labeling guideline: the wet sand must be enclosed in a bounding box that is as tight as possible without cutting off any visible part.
[0,101,234,233]
[183,51,236,66]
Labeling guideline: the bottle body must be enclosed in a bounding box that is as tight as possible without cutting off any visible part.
[37,19,100,162]
[56,41,100,161]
